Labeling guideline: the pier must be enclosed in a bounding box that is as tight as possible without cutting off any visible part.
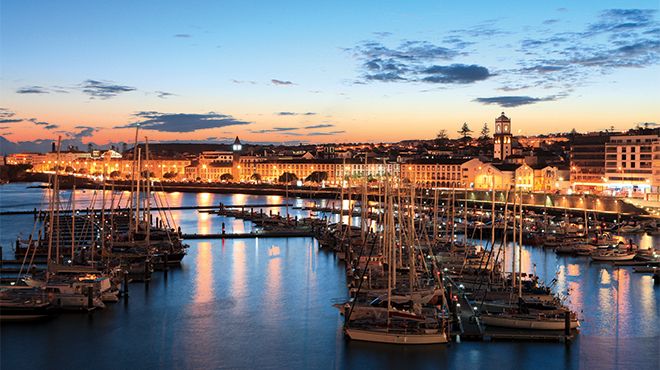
[0,203,294,216]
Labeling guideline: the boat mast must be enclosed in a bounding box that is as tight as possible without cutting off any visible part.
[129,125,140,240]
[54,137,62,265]
[101,178,106,262]
[409,183,416,294]
[463,186,468,244]
[511,187,517,289]
[135,147,142,235]
[145,137,151,243]
[518,186,523,299]
[46,137,62,281]
[71,185,75,261]
[450,186,455,249]
[361,155,368,242]
[490,176,496,258]
[385,178,392,328]
[432,188,438,242]
[584,207,588,240]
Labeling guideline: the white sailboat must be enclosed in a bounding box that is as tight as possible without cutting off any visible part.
[343,181,449,345]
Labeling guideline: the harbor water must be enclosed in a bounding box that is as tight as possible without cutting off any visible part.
[1,183,658,369]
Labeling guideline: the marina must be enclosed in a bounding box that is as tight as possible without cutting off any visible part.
[3,1,660,368]
[1,181,659,369]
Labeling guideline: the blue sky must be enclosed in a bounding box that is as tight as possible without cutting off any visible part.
[1,0,659,145]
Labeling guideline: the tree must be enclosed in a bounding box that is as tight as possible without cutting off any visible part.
[65,166,75,173]
[458,122,472,139]
[109,171,121,178]
[250,173,262,182]
[278,172,298,183]
[77,168,88,174]
[141,170,155,179]
[435,129,449,144]
[305,171,328,183]
[163,172,178,179]
[220,173,234,181]
[479,122,490,140]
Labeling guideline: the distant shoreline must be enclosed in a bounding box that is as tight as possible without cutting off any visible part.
[2,176,654,219]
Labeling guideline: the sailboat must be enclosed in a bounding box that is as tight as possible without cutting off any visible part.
[0,286,57,321]
[20,137,109,310]
[343,180,449,345]
[479,185,580,330]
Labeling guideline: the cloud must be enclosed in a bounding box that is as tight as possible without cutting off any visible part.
[351,40,490,84]
[251,127,298,134]
[373,31,392,38]
[307,130,346,136]
[71,126,99,139]
[118,111,252,133]
[16,86,49,94]
[80,79,136,99]
[0,109,59,129]
[543,19,560,25]
[231,79,257,84]
[0,108,20,123]
[276,112,316,116]
[586,9,657,35]
[421,64,492,84]
[473,95,560,107]
[271,79,294,86]
[155,91,175,99]
[508,8,660,92]
[304,124,334,129]
[174,34,192,38]
[27,118,48,125]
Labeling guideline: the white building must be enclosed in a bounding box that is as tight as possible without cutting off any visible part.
[604,133,659,195]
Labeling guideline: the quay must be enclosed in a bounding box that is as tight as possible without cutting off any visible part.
[0,203,294,216]
[182,231,315,239]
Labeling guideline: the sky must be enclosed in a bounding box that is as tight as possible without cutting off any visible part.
[1,0,659,147]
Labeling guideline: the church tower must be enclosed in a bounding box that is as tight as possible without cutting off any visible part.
[232,136,242,180]
[493,112,512,161]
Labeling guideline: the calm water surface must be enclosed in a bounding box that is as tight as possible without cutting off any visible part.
[0,183,658,370]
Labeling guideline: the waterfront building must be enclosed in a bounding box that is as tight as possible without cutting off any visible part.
[474,163,536,190]
[570,133,612,193]
[250,158,399,184]
[532,165,560,192]
[5,152,47,165]
[400,158,483,188]
[604,132,660,196]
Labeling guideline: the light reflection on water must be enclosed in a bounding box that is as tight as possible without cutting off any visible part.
[195,241,213,303]
[0,183,658,370]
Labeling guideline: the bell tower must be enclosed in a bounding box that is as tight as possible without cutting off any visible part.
[232,136,242,180]
[493,112,512,161]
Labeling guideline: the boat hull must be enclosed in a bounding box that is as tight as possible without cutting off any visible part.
[591,254,636,262]
[481,315,579,330]
[344,328,448,344]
